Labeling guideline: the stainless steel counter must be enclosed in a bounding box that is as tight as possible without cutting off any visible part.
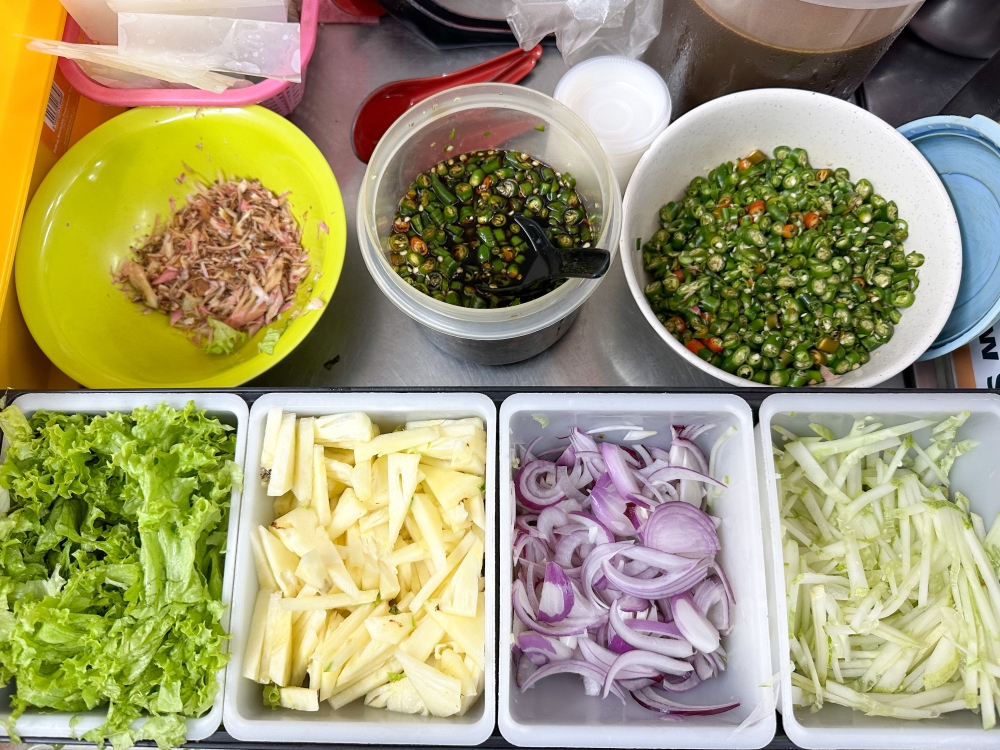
[252,16,941,389]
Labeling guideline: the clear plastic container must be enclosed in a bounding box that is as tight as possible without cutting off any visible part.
[498,393,775,749]
[757,392,1000,749]
[357,83,622,365]
[554,56,671,190]
[645,0,925,115]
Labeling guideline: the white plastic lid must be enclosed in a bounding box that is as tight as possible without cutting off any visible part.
[553,56,671,155]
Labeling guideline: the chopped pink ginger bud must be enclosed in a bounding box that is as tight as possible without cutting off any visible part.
[152,267,179,285]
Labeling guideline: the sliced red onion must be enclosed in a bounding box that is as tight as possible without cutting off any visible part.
[607,633,635,654]
[555,444,576,467]
[554,529,592,568]
[600,441,641,496]
[538,562,575,623]
[517,632,576,664]
[590,479,637,538]
[669,436,708,473]
[633,444,654,468]
[693,652,715,681]
[516,651,539,688]
[710,562,736,607]
[603,650,692,697]
[512,425,736,717]
[515,462,566,510]
[537,507,568,542]
[556,470,589,504]
[705,650,726,673]
[600,556,711,599]
[616,544,705,572]
[609,602,694,659]
[578,638,661,679]
[643,464,726,490]
[586,424,646,436]
[671,592,720,654]
[630,619,683,639]
[656,672,702,693]
[569,427,599,452]
[641,501,720,557]
[513,579,603,636]
[674,423,714,441]
[632,686,738,716]
[648,446,671,462]
[693,576,732,635]
[520,659,626,705]
[622,447,643,468]
[567,512,615,545]
[513,533,549,565]
[523,436,543,463]
[617,594,651,612]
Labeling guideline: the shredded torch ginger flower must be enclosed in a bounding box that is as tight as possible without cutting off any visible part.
[115,174,311,352]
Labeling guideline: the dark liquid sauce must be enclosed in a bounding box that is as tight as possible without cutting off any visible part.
[643,0,902,116]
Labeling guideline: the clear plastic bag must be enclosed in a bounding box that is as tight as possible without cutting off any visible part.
[106,0,289,23]
[506,0,662,66]
[117,13,301,80]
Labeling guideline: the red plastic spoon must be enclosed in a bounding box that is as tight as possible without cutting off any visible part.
[351,45,543,163]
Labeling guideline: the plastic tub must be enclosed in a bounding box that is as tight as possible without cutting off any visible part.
[357,83,623,365]
[56,0,317,114]
[554,56,671,190]
[621,89,962,388]
[223,392,497,745]
[757,391,1000,749]
[497,392,775,748]
[644,0,925,116]
[0,390,248,742]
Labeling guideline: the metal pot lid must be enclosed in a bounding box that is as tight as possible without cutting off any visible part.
[898,114,1000,361]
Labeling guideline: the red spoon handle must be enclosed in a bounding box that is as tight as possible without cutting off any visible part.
[491,49,542,85]
[408,45,542,103]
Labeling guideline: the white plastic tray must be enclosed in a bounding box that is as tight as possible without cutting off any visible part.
[757,392,1000,749]
[0,391,249,743]
[223,392,497,745]
[498,393,775,749]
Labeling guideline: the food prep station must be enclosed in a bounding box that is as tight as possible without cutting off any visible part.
[5,2,1000,749]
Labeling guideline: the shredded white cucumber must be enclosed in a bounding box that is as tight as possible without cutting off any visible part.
[775,411,1000,728]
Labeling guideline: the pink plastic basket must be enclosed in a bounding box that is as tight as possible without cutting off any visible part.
[57,0,318,115]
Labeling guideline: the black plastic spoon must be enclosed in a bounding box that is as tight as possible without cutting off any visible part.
[476,214,612,298]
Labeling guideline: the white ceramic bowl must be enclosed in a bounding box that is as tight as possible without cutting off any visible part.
[621,89,962,388]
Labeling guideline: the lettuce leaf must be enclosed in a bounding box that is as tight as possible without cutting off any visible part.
[204,318,246,355]
[257,327,281,355]
[0,402,242,750]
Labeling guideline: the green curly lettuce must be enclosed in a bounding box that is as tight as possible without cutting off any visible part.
[0,402,242,750]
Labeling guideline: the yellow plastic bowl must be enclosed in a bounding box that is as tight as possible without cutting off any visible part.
[16,105,345,388]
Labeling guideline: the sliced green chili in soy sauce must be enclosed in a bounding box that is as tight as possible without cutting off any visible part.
[641,146,922,387]
[389,149,595,308]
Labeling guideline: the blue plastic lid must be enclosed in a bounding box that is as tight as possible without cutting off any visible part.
[898,115,1000,361]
